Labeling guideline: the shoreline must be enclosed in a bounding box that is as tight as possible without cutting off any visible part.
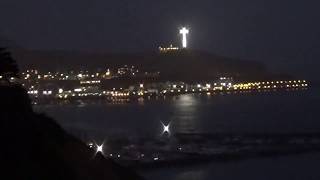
[31,86,309,106]
[133,147,320,170]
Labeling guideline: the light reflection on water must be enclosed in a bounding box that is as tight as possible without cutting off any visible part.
[35,89,320,139]
[173,169,206,180]
[172,95,199,134]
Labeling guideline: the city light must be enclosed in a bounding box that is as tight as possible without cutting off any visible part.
[88,142,94,148]
[20,68,308,100]
[43,90,52,95]
[105,69,110,76]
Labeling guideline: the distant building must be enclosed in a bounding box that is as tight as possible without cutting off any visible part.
[159,44,179,53]
[117,65,138,77]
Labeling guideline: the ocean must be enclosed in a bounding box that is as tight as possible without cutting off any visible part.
[35,88,320,180]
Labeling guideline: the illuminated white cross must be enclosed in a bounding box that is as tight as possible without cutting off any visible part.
[161,121,171,135]
[179,27,189,48]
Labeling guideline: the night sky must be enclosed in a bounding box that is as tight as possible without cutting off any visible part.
[1,0,320,80]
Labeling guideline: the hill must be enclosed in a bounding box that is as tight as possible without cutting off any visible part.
[11,49,289,82]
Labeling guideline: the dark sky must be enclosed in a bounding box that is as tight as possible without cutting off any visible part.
[1,0,320,80]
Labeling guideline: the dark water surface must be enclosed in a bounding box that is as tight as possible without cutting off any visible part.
[35,88,320,180]
[36,89,320,138]
[140,153,320,180]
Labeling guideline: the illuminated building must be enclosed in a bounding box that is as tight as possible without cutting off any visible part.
[117,65,138,77]
[159,44,179,53]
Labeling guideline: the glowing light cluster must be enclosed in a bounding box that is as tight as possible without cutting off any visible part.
[43,90,52,95]
[159,44,179,52]
[233,80,308,90]
[80,80,101,84]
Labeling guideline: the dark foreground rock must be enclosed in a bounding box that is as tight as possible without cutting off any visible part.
[0,85,143,180]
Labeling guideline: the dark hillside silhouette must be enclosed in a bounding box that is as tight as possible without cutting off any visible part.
[0,48,19,82]
[12,48,287,82]
[0,48,143,180]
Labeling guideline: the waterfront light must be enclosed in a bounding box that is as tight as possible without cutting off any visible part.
[43,90,52,95]
[88,142,94,148]
[96,144,103,153]
[161,121,171,135]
